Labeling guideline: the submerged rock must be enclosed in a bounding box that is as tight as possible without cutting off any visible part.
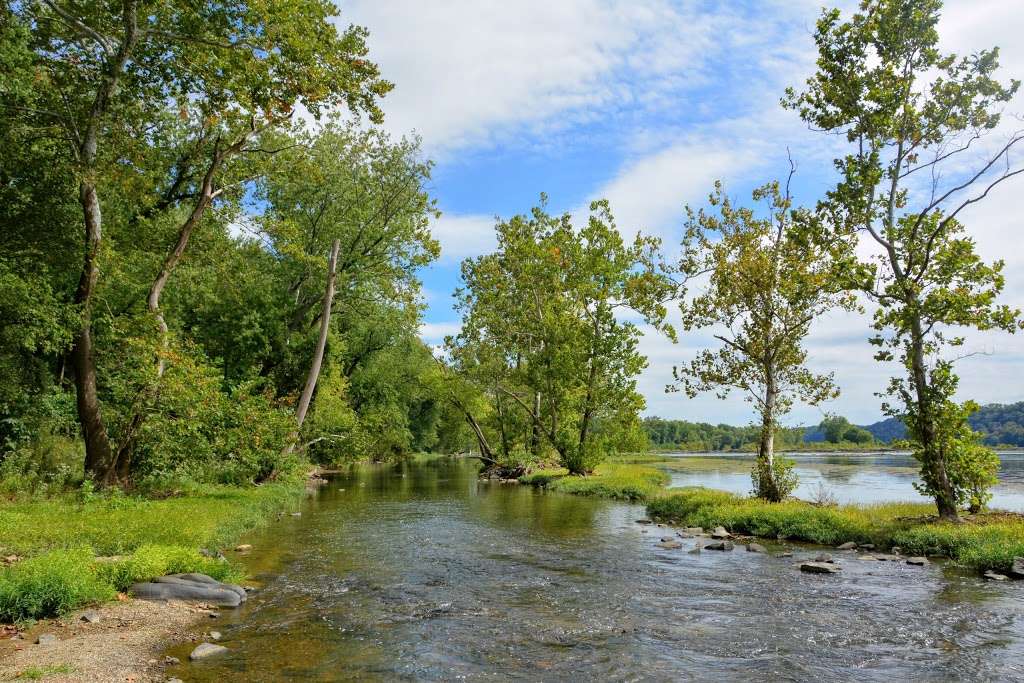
[190,642,228,660]
[684,527,704,535]
[800,562,841,574]
[131,573,247,607]
[636,519,653,525]
[836,542,857,550]
[984,570,1009,582]
[703,541,734,551]
[813,553,833,563]
[745,543,767,553]
[657,540,683,550]
[873,554,901,562]
[906,557,929,566]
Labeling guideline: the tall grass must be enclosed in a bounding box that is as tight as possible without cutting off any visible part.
[520,462,670,502]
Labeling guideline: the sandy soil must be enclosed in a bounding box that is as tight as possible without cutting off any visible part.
[0,598,218,682]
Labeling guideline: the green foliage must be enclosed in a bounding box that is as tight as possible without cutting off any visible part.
[520,462,670,502]
[751,455,798,500]
[450,197,674,474]
[642,416,807,451]
[786,0,1023,517]
[10,663,75,680]
[0,549,114,623]
[96,545,241,593]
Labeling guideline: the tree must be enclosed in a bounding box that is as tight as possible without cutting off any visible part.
[5,1,392,485]
[785,0,1022,518]
[452,198,675,475]
[673,179,857,501]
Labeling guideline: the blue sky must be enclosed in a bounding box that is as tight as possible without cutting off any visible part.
[339,0,1024,427]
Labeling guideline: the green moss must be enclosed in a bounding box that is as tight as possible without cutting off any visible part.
[646,487,1024,573]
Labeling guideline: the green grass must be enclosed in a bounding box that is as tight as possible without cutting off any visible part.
[0,480,305,622]
[8,663,74,680]
[520,462,670,502]
[646,487,1024,573]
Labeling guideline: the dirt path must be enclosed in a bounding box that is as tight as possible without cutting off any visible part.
[0,599,217,682]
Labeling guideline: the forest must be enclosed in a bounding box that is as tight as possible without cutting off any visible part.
[2,0,1024,665]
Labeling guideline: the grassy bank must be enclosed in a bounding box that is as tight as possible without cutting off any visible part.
[0,479,306,622]
[519,461,670,502]
[646,487,1024,573]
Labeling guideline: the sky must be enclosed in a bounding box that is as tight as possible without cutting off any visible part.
[336,0,1024,428]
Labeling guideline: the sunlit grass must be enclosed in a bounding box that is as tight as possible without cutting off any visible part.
[520,462,670,502]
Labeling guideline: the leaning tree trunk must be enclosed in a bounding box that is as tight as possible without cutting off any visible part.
[293,239,341,435]
[75,180,116,485]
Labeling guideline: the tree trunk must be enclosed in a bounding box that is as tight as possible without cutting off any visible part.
[74,181,116,485]
[294,239,340,431]
[909,314,959,520]
[755,372,780,501]
[531,391,541,457]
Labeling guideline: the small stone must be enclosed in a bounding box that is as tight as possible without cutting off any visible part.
[874,554,901,562]
[703,541,734,551]
[836,542,857,550]
[234,544,252,552]
[906,557,929,566]
[858,555,878,561]
[746,543,767,553]
[800,562,841,574]
[209,630,222,640]
[710,526,732,540]
[780,551,793,558]
[813,553,833,563]
[290,512,302,517]
[1010,557,1024,579]
[190,642,228,660]
[660,536,675,543]
[164,656,180,665]
[36,633,58,646]
[80,609,102,624]
[636,519,653,525]
[984,570,1009,581]
[656,540,683,550]
[891,546,902,554]
[859,543,875,551]
[168,679,184,683]
[684,527,703,535]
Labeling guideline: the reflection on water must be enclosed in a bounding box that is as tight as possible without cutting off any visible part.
[661,451,1024,511]
[168,458,1024,682]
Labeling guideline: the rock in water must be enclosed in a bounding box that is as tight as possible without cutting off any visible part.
[703,541,734,551]
[984,570,1009,581]
[710,526,732,539]
[636,519,653,525]
[1010,557,1024,579]
[906,557,929,566]
[746,543,767,553]
[190,642,228,660]
[657,540,683,550]
[836,542,857,550]
[131,573,247,607]
[684,527,704,535]
[813,553,833,563]
[800,562,841,574]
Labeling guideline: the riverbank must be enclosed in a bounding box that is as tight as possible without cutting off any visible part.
[519,457,1024,575]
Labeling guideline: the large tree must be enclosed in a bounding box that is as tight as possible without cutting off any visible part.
[451,198,675,475]
[785,0,1023,517]
[674,179,858,500]
[4,1,391,484]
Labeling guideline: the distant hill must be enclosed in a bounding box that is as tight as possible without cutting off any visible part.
[804,402,1024,447]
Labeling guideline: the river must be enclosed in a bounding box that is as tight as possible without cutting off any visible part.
[167,457,1024,681]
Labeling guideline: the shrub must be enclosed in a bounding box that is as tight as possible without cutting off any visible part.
[0,549,114,622]
[96,545,241,592]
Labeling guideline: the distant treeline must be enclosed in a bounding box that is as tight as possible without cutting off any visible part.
[644,401,1024,451]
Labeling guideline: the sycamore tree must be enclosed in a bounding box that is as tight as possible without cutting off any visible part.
[785,0,1023,517]
[451,198,675,475]
[674,179,858,501]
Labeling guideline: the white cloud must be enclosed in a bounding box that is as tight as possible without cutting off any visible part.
[431,213,496,263]
[419,321,463,344]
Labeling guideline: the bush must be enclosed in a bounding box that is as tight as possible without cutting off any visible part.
[521,462,670,502]
[96,545,241,592]
[0,549,114,622]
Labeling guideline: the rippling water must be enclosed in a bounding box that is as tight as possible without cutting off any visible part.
[168,458,1024,682]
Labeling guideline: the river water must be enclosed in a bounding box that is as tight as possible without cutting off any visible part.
[167,457,1024,681]
[660,451,1024,511]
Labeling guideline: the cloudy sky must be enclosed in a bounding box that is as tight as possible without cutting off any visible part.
[338,0,1024,428]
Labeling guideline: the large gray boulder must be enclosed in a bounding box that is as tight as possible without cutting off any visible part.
[1011,557,1024,579]
[131,573,247,607]
[800,562,841,574]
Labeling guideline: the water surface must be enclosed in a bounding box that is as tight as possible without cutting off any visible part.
[659,451,1024,511]
[169,458,1024,681]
